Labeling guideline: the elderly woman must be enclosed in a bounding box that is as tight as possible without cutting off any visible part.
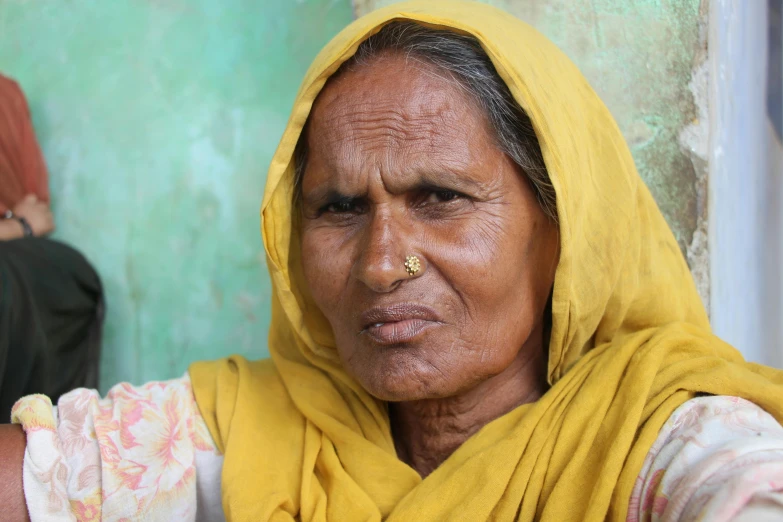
[2,1,783,521]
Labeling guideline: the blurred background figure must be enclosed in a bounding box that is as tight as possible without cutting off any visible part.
[0,74,103,420]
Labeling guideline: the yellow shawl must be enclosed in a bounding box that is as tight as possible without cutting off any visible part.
[190,1,783,520]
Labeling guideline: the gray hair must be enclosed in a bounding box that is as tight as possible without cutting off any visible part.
[293,21,557,223]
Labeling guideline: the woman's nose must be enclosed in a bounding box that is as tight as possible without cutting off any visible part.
[352,211,417,293]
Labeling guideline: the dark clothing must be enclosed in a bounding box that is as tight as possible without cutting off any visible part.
[0,237,103,420]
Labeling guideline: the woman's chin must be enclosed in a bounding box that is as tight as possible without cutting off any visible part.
[354,357,461,403]
[365,384,432,403]
[364,383,443,403]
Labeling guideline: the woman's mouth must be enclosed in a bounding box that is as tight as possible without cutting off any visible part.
[360,304,441,344]
[363,318,437,344]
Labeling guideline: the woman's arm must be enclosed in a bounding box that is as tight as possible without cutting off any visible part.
[0,424,30,522]
[630,396,783,521]
[12,377,223,521]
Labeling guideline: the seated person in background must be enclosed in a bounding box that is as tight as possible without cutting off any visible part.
[0,73,104,421]
[3,3,783,521]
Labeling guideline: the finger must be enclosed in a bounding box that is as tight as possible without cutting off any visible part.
[24,194,38,203]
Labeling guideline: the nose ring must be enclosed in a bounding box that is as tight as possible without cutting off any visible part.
[404,255,421,276]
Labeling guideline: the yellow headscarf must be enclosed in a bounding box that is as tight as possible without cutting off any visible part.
[190,1,783,520]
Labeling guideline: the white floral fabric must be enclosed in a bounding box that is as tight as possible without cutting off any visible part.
[12,380,783,521]
[629,395,783,521]
[11,375,223,522]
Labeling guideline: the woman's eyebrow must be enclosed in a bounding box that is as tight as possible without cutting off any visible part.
[302,170,486,203]
[414,170,485,193]
[302,186,360,207]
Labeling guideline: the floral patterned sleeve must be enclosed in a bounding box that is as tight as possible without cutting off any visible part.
[628,395,783,522]
[11,375,225,522]
[13,384,783,522]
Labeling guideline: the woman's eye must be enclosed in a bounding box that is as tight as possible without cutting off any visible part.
[320,198,363,215]
[424,190,461,204]
[327,201,356,213]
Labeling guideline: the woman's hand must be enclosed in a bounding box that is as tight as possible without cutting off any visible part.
[0,425,29,522]
[13,194,55,236]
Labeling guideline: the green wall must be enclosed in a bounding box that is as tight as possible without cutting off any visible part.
[0,0,354,390]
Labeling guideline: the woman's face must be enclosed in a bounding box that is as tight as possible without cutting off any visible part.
[300,54,559,402]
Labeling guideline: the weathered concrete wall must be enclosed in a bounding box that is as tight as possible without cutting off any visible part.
[0,0,354,390]
[354,0,710,306]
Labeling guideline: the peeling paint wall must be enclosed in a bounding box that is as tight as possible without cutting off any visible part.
[0,0,354,390]
[354,0,711,306]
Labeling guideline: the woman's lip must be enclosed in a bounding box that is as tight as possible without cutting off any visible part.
[362,318,438,345]
[360,303,440,329]
[359,303,442,344]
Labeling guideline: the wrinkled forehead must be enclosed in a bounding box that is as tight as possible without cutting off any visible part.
[302,54,495,177]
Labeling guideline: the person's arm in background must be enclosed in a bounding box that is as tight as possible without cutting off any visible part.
[0,219,26,240]
[0,194,54,240]
[0,425,30,522]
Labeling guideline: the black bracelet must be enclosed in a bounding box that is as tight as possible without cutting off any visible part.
[16,216,33,237]
[2,210,33,237]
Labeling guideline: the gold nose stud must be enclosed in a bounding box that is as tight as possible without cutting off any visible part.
[404,255,421,276]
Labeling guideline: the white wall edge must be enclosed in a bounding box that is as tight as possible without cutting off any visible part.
[709,0,772,364]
